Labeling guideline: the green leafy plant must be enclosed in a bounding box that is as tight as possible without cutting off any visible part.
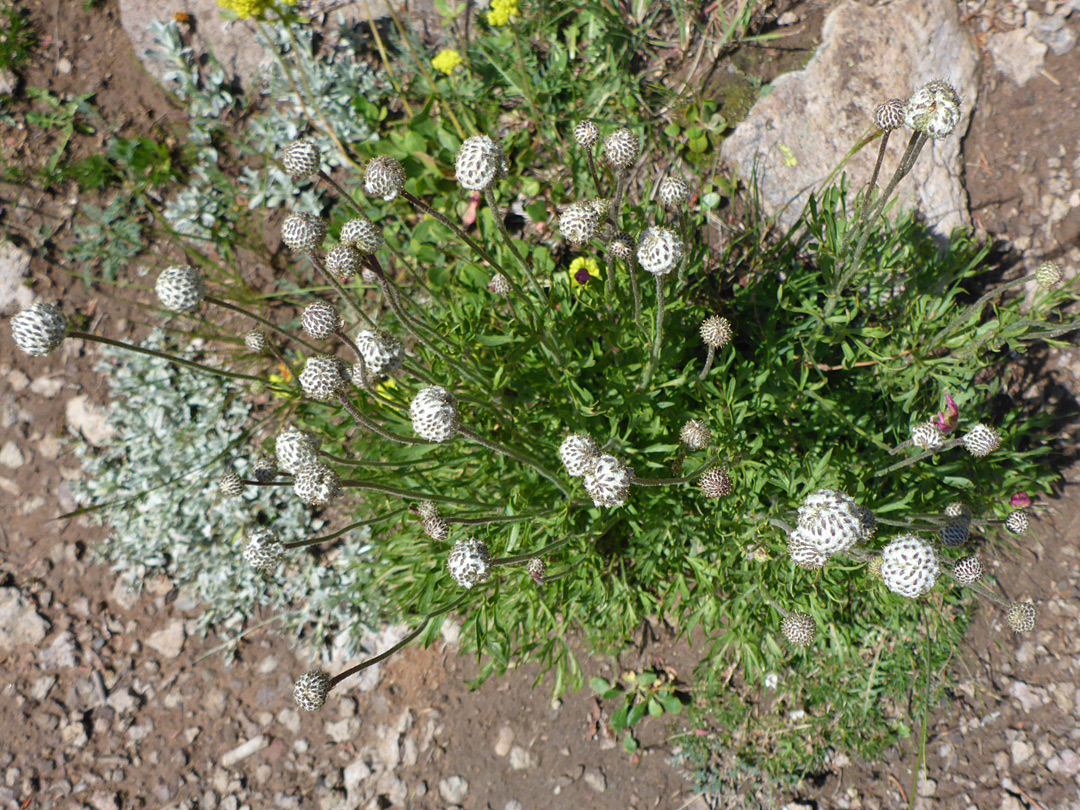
[0,2,35,73]
[591,668,687,753]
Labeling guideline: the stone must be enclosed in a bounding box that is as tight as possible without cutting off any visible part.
[108,579,139,612]
[29,376,64,397]
[721,0,977,239]
[107,688,139,715]
[508,745,536,770]
[39,631,77,668]
[438,776,468,804]
[1048,749,1080,776]
[583,768,607,793]
[986,27,1048,85]
[0,241,33,316]
[324,717,360,744]
[66,396,117,447]
[494,725,514,757]
[37,434,62,461]
[1029,11,1077,55]
[220,736,268,768]
[343,756,372,803]
[0,442,24,469]
[1010,739,1034,765]
[276,708,301,734]
[0,588,49,651]
[146,619,186,659]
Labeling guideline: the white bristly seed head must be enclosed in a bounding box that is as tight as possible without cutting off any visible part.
[1005,510,1030,535]
[293,670,332,711]
[410,386,460,442]
[787,527,828,570]
[911,421,944,451]
[574,120,600,147]
[301,301,341,340]
[680,419,711,451]
[873,98,906,131]
[904,79,961,140]
[1006,601,1036,633]
[282,138,320,179]
[608,232,635,261]
[1035,261,1064,289]
[526,557,546,583]
[455,135,508,191]
[252,452,277,483]
[447,538,492,589]
[699,468,733,499]
[962,423,1000,457]
[292,461,342,507]
[559,203,601,245]
[325,244,363,283]
[658,176,689,208]
[276,426,321,475]
[782,611,816,647]
[364,155,407,201]
[603,128,639,170]
[939,515,971,548]
[299,355,349,402]
[244,527,285,572]
[218,470,244,498]
[281,212,327,253]
[952,555,983,586]
[355,329,404,377]
[700,315,732,349]
[636,227,684,276]
[339,216,384,255]
[879,534,939,598]
[10,302,67,356]
[155,265,206,313]
[795,489,865,556]
[559,433,600,477]
[583,455,633,508]
[243,329,267,352]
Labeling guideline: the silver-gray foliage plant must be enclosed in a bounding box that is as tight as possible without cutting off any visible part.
[73,329,375,655]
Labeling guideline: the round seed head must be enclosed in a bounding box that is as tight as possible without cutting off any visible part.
[416,500,439,520]
[338,217,384,255]
[680,419,711,451]
[879,534,940,598]
[299,355,349,402]
[301,301,341,340]
[455,134,508,192]
[911,421,944,451]
[410,386,460,442]
[603,128,639,170]
[244,527,285,572]
[275,426,321,475]
[423,514,449,542]
[281,212,327,253]
[944,502,972,520]
[355,329,403,377]
[325,244,363,283]
[526,557,546,583]
[636,227,684,276]
[155,265,206,313]
[939,516,971,548]
[559,433,600,477]
[1005,510,1030,535]
[962,423,1000,457]
[700,315,732,348]
[1006,601,1036,633]
[787,527,828,570]
[658,176,689,208]
[243,329,267,352]
[952,555,983,586]
[10,302,67,356]
[293,670,332,711]
[488,274,511,296]
[219,470,244,497]
[583,454,633,508]
[282,138,320,179]
[574,120,600,147]
[559,202,601,245]
[293,460,342,507]
[1035,261,1064,289]
[795,489,864,556]
[782,611,816,647]
[699,468,733,499]
[364,155,407,201]
[608,232,635,261]
[447,537,492,589]
[855,505,877,542]
[904,79,961,140]
[873,98,906,131]
[252,452,277,483]
[867,555,883,578]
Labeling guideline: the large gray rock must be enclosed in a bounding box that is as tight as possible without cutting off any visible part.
[721,0,979,238]
[0,240,33,316]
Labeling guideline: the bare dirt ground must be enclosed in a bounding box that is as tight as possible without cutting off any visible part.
[2,1,1080,809]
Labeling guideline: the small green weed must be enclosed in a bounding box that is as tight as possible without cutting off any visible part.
[591,668,687,753]
[0,2,35,73]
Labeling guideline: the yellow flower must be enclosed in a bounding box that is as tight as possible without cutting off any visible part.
[375,376,399,399]
[487,0,519,26]
[216,0,295,19]
[432,49,463,76]
[569,256,602,291]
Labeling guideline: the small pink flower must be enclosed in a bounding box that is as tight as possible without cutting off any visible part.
[1010,492,1032,508]
[932,393,960,433]
[462,191,482,227]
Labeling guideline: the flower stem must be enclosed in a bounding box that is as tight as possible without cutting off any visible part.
[491,536,572,567]
[335,391,429,445]
[639,274,666,390]
[698,345,716,381]
[284,507,408,550]
[873,437,964,477]
[204,295,322,355]
[457,426,570,498]
[483,188,548,304]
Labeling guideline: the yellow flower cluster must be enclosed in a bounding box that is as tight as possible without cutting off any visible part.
[217,0,295,19]
[487,0,519,26]
[432,49,463,76]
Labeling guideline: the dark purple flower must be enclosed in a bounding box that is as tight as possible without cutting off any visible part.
[574,267,592,286]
